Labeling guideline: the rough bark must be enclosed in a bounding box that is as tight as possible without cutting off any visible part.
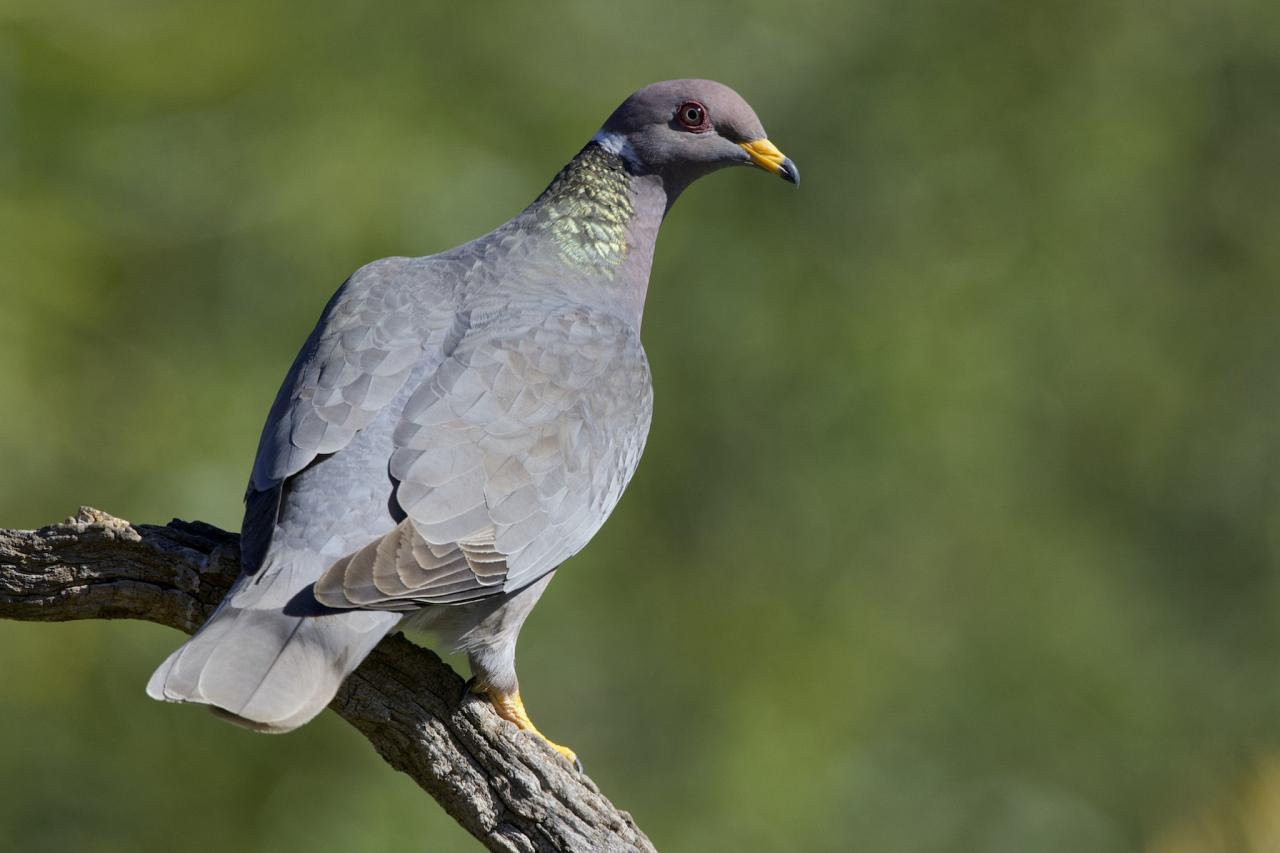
[0,507,654,853]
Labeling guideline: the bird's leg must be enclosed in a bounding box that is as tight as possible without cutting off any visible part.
[471,680,581,770]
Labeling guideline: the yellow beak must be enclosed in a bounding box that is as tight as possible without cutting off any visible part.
[740,138,800,185]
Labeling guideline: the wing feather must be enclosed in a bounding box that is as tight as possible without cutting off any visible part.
[240,257,462,573]
[312,304,651,609]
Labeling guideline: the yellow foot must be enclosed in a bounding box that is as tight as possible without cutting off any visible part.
[478,684,581,770]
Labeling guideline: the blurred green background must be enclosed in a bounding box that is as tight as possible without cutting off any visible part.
[2,0,1279,850]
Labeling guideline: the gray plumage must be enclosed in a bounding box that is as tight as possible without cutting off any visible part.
[147,79,796,740]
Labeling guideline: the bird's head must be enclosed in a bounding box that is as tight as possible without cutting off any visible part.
[593,79,799,192]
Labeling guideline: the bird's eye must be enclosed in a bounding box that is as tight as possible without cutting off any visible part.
[676,101,708,130]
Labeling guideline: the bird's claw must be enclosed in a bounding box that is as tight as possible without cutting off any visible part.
[481,686,583,772]
[546,739,583,773]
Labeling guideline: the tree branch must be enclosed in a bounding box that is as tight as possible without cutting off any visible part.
[0,507,654,853]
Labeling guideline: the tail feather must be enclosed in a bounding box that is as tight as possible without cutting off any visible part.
[146,556,400,732]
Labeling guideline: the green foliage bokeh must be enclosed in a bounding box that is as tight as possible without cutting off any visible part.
[2,1,1279,851]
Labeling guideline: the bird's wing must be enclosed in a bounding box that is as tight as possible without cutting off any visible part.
[241,257,462,571]
[312,303,652,608]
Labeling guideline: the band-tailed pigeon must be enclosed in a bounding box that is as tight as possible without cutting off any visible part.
[147,79,797,765]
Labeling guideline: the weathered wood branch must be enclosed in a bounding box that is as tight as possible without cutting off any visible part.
[0,507,654,853]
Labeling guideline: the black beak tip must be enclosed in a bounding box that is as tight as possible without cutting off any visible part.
[780,157,800,186]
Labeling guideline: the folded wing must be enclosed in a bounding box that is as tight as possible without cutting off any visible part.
[314,304,652,608]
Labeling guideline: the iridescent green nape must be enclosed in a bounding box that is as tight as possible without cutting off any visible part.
[535,145,635,277]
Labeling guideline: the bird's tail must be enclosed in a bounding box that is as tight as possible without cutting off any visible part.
[145,556,401,732]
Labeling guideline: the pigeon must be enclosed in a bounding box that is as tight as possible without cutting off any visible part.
[146,79,797,765]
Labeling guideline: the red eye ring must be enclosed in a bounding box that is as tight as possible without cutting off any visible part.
[676,101,709,131]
